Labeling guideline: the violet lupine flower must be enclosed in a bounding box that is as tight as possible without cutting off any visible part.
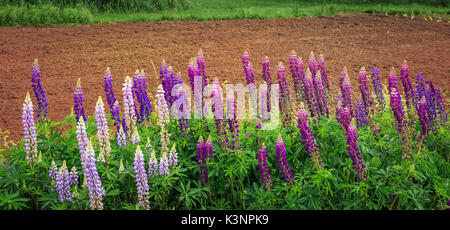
[417,96,430,141]
[156,85,170,126]
[317,54,330,92]
[262,56,272,113]
[74,78,87,122]
[168,143,178,167]
[197,49,208,87]
[355,99,368,129]
[211,79,229,149]
[31,59,48,120]
[130,126,141,144]
[69,166,79,186]
[257,143,272,190]
[275,134,295,185]
[49,160,58,180]
[117,124,127,147]
[414,72,426,110]
[346,120,368,182]
[277,62,292,127]
[434,88,448,126]
[206,136,214,159]
[188,58,200,93]
[95,96,111,161]
[388,68,404,111]
[22,92,38,164]
[358,67,374,114]
[390,89,406,134]
[304,69,317,119]
[242,51,255,85]
[133,70,153,124]
[227,96,240,153]
[81,141,105,210]
[133,145,150,210]
[336,93,351,131]
[297,108,324,170]
[196,136,211,187]
[76,118,89,163]
[308,51,317,83]
[159,149,169,176]
[314,71,329,118]
[104,67,121,128]
[148,150,159,178]
[339,67,354,117]
[370,67,386,112]
[399,61,415,109]
[123,76,137,137]
[289,50,304,102]
[55,161,72,202]
[174,72,190,138]
[425,81,439,132]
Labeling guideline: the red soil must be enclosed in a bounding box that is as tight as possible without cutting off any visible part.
[0,13,449,142]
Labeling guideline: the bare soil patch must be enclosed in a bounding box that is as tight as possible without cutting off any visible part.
[0,13,449,142]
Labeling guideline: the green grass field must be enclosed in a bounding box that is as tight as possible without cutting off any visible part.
[0,0,449,26]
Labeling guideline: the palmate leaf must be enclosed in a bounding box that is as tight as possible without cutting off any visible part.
[0,191,30,210]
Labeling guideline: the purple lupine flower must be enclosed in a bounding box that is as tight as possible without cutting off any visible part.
[173,72,190,138]
[117,123,127,147]
[289,50,305,102]
[206,136,213,159]
[69,166,79,186]
[74,78,87,122]
[31,59,48,120]
[262,56,272,113]
[55,161,72,202]
[196,136,209,187]
[123,76,137,138]
[159,151,169,176]
[104,67,121,128]
[370,67,386,112]
[317,54,330,91]
[133,70,153,123]
[275,134,295,185]
[355,99,368,129]
[388,68,404,111]
[76,118,89,163]
[390,89,406,134]
[373,124,381,137]
[168,143,179,167]
[257,143,272,190]
[148,150,159,178]
[188,58,200,93]
[197,49,208,87]
[304,69,317,119]
[434,88,448,126]
[339,67,354,117]
[22,92,38,164]
[81,140,105,210]
[308,51,317,83]
[133,145,150,210]
[130,126,141,145]
[358,67,374,114]
[417,96,430,141]
[277,62,292,127]
[211,78,229,149]
[346,120,368,182]
[227,96,240,153]
[49,160,58,180]
[242,51,255,85]
[314,71,329,118]
[297,108,324,170]
[156,85,170,126]
[414,72,426,110]
[95,96,111,161]
[399,61,415,109]
[336,93,351,131]
[425,81,438,131]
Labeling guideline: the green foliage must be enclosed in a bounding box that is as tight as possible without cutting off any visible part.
[1,102,449,210]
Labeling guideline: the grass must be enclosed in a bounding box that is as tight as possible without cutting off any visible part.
[0,0,449,26]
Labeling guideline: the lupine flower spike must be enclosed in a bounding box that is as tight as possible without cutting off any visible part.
[55,161,72,202]
[123,76,137,137]
[346,119,368,182]
[133,145,150,210]
[95,96,111,161]
[148,150,159,178]
[22,92,38,164]
[31,59,48,121]
[168,143,178,167]
[297,107,324,170]
[275,134,295,184]
[81,140,105,210]
[74,78,87,122]
[257,143,272,190]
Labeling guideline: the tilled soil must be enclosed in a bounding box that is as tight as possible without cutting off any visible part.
[0,13,449,142]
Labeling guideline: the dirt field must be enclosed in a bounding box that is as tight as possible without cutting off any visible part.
[0,13,449,142]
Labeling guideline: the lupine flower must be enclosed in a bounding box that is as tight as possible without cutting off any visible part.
[22,92,38,164]
[74,78,87,122]
[76,118,89,163]
[156,85,170,126]
[227,96,240,153]
[257,143,272,190]
[275,134,295,185]
[277,62,292,127]
[159,151,169,176]
[159,125,170,176]
[434,87,448,126]
[211,78,228,149]
[173,72,190,138]
[148,150,159,178]
[414,72,426,110]
[133,145,150,210]
[370,67,386,112]
[297,108,324,170]
[308,51,317,83]
[95,96,111,161]
[373,124,381,137]
[314,71,329,118]
[262,56,272,113]
[358,67,374,115]
[104,67,121,127]
[123,76,137,137]
[69,166,78,186]
[130,126,141,144]
[197,49,208,87]
[206,136,213,159]
[133,70,153,123]
[168,143,178,167]
[188,58,200,93]
[399,61,415,109]
[55,161,72,202]
[289,50,305,102]
[388,68,404,111]
[390,89,406,134]
[339,67,354,117]
[31,59,48,120]
[425,81,439,132]
[49,160,58,180]
[417,96,430,141]
[317,54,330,91]
[355,99,368,129]
[196,136,212,187]
[242,51,255,85]
[117,124,127,147]
[81,140,105,210]
[304,69,317,119]
[346,120,368,182]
